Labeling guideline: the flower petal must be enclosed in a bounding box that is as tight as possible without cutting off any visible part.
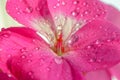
[64,20,120,71]
[47,0,106,21]
[106,5,120,27]
[85,70,111,80]
[6,0,54,29]
[0,27,84,80]
[7,46,84,80]
[0,27,47,73]
[110,63,120,79]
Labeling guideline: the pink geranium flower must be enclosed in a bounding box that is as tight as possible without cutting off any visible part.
[0,0,120,80]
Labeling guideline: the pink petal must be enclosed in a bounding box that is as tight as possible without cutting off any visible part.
[0,27,47,73]
[110,63,120,79]
[7,48,84,80]
[6,0,106,28]
[64,20,120,71]
[0,27,84,80]
[106,5,120,27]
[6,0,54,29]
[47,0,107,21]
[85,70,111,80]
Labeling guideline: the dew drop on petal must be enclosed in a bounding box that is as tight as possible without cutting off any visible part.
[1,31,11,38]
[54,57,63,64]
[35,47,40,50]
[0,48,2,51]
[73,0,79,5]
[61,1,66,5]
[28,59,32,63]
[24,7,33,13]
[71,11,78,16]
[21,55,26,59]
[46,67,51,71]
[20,47,27,53]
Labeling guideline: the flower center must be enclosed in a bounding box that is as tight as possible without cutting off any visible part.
[32,15,85,56]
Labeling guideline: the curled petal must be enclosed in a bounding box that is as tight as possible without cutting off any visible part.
[64,20,120,71]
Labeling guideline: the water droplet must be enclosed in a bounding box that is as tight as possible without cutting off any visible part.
[28,71,34,78]
[36,7,40,11]
[56,3,60,6]
[0,48,2,51]
[24,7,33,13]
[107,39,111,42]
[82,2,88,6]
[71,11,78,16]
[73,1,79,5]
[20,48,27,53]
[21,55,26,59]
[28,59,32,63]
[95,40,100,44]
[8,74,12,77]
[28,71,33,76]
[54,57,63,64]
[70,35,79,44]
[61,1,66,5]
[53,6,57,9]
[87,45,91,49]
[47,67,51,71]
[1,31,11,38]
[89,58,96,62]
[35,47,40,50]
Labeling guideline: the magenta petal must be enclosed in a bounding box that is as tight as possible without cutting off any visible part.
[0,27,47,73]
[48,0,106,21]
[110,63,120,79]
[106,5,120,27]
[6,0,54,29]
[7,47,84,80]
[64,20,120,71]
[0,72,16,80]
[85,70,111,80]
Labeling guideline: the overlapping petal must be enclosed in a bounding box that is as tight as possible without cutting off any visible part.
[64,20,120,71]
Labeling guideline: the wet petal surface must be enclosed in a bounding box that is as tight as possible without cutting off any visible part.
[0,27,47,73]
[64,20,120,71]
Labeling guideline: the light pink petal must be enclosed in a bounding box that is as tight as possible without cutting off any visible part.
[48,0,107,21]
[110,63,120,79]
[0,27,47,73]
[85,70,111,80]
[106,5,120,27]
[7,45,84,80]
[64,20,120,71]
[6,0,54,29]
